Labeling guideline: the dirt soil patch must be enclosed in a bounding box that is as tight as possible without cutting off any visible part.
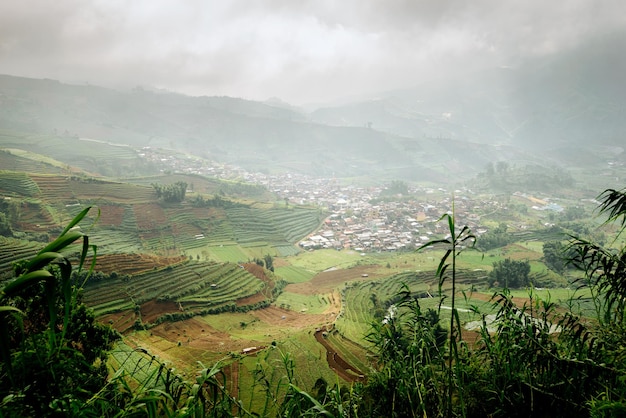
[99,310,136,333]
[286,265,381,295]
[86,253,186,275]
[315,329,365,383]
[149,317,264,353]
[250,306,336,329]
[140,299,181,324]
[235,263,274,306]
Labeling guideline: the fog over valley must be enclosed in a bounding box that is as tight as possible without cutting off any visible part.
[2,3,626,417]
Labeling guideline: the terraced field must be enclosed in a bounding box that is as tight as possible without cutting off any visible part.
[226,206,322,245]
[0,150,67,174]
[335,270,489,342]
[30,174,75,200]
[69,178,155,203]
[0,171,40,196]
[15,201,58,231]
[82,260,266,318]
[0,236,42,278]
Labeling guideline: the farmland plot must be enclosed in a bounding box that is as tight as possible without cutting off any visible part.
[0,236,42,278]
[69,178,155,203]
[82,260,266,319]
[30,174,75,200]
[206,245,249,263]
[335,269,490,342]
[15,201,57,231]
[274,265,315,283]
[88,229,143,254]
[0,149,66,174]
[0,171,40,196]
[226,206,322,246]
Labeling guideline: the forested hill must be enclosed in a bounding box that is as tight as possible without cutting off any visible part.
[0,71,583,182]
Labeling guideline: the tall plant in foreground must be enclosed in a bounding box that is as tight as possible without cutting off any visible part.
[360,205,475,417]
[0,206,120,416]
[463,187,626,417]
[418,209,476,417]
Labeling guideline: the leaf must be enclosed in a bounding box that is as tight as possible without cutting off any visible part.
[2,269,53,298]
[0,305,23,315]
[39,230,84,255]
[21,252,64,274]
[60,205,92,236]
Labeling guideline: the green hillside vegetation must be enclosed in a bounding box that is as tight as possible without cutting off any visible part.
[3,116,626,416]
[3,187,626,416]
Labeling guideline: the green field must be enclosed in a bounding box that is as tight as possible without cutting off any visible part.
[274,265,315,283]
[275,292,331,314]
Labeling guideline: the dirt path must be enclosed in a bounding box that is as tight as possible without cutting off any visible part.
[314,329,365,383]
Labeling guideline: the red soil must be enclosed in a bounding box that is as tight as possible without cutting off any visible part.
[286,265,381,295]
[86,253,186,275]
[314,329,366,383]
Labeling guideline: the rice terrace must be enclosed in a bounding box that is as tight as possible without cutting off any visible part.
[2,58,626,416]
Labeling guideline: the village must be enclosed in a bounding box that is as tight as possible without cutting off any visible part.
[138,147,518,253]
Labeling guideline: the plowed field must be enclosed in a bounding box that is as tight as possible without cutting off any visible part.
[86,253,186,275]
[250,305,337,329]
[149,317,265,352]
[285,265,380,295]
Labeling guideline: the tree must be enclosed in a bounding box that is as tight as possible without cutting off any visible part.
[382,180,409,196]
[152,181,187,203]
[543,241,567,274]
[0,211,13,236]
[264,254,274,272]
[488,258,531,288]
[476,222,512,251]
[496,161,509,175]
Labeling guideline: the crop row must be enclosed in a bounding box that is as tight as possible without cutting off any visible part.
[88,229,144,254]
[83,261,265,315]
[0,171,41,196]
[0,236,41,278]
[272,244,301,257]
[69,179,155,202]
[225,206,321,245]
[87,254,186,276]
[29,174,75,200]
[16,202,57,231]
[0,150,66,175]
[274,265,314,283]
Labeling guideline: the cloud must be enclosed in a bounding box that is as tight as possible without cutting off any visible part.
[0,0,624,104]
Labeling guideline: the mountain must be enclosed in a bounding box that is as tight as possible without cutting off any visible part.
[0,74,528,183]
[2,32,624,183]
[311,31,626,156]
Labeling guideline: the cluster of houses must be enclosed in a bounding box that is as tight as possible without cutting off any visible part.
[138,147,515,253]
[297,192,498,252]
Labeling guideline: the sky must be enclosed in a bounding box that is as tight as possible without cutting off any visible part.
[0,0,624,105]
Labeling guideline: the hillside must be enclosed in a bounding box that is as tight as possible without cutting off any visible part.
[0,151,322,271]
[310,32,626,166]
[0,71,585,183]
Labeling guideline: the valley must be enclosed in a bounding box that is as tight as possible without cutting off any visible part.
[1,132,622,414]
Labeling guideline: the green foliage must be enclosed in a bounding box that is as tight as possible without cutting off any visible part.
[191,193,243,208]
[364,290,448,417]
[264,254,274,272]
[288,188,626,417]
[542,240,579,274]
[152,181,187,202]
[476,222,512,251]
[0,207,121,417]
[488,258,531,288]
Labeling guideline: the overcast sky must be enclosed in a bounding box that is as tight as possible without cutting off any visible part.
[0,0,624,105]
